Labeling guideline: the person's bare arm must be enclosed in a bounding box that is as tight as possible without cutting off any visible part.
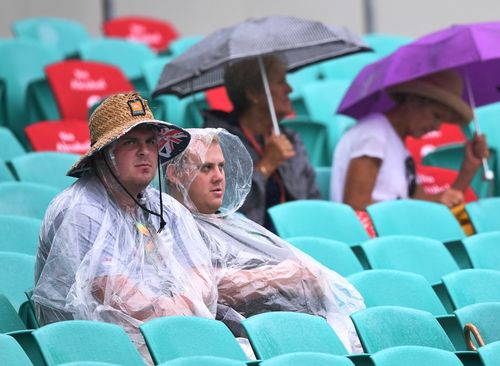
[343,156,382,211]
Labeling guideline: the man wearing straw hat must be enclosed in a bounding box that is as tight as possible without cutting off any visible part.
[33,92,219,356]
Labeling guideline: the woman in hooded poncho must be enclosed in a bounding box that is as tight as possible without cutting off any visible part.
[166,128,365,353]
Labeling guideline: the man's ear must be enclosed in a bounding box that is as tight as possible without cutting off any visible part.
[166,164,180,185]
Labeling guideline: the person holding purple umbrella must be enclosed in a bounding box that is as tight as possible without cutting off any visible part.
[331,69,489,211]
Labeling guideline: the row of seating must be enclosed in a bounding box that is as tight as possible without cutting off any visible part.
[2,309,500,366]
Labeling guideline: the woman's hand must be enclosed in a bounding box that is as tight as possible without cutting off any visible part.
[462,134,489,171]
[256,133,296,177]
[437,188,464,208]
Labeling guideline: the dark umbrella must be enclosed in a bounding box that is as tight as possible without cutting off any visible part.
[338,21,500,179]
[153,15,370,134]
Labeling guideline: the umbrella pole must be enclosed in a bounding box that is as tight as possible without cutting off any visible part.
[464,74,494,181]
[258,56,281,135]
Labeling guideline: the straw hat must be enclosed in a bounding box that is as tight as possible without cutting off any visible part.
[68,92,190,178]
[387,69,473,124]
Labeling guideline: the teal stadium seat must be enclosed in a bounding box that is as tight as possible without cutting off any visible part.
[465,198,500,234]
[242,312,348,360]
[286,64,322,116]
[441,269,500,310]
[370,345,463,366]
[140,316,248,364]
[260,352,355,366]
[477,340,500,366]
[0,215,42,256]
[454,302,500,349]
[167,35,203,56]
[33,320,144,366]
[318,52,379,81]
[280,117,329,166]
[158,356,247,366]
[12,17,90,58]
[362,33,412,56]
[287,237,363,276]
[0,182,59,220]
[268,200,370,246]
[367,200,469,268]
[10,152,79,191]
[0,252,35,311]
[0,294,27,333]
[462,231,500,270]
[313,166,331,200]
[0,333,33,366]
[0,127,26,161]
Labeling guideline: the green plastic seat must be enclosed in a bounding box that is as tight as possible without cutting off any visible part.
[142,57,174,95]
[465,198,500,234]
[78,38,155,93]
[260,352,355,366]
[362,33,413,56]
[318,52,380,81]
[0,127,26,161]
[422,143,496,199]
[347,270,447,316]
[242,312,348,360]
[360,235,459,285]
[454,302,500,349]
[0,40,61,144]
[12,17,90,58]
[10,152,79,190]
[0,215,41,256]
[370,345,463,366]
[367,200,469,268]
[140,316,248,364]
[33,320,144,366]
[0,160,16,182]
[158,356,247,366]
[477,340,500,366]
[286,65,322,116]
[0,333,33,366]
[0,182,60,220]
[351,306,455,353]
[0,79,7,125]
[287,237,363,276]
[268,200,369,246]
[442,269,500,310]
[313,166,331,200]
[0,252,35,311]
[281,117,329,166]
[0,294,27,333]
[167,35,203,56]
[25,79,61,124]
[462,231,500,270]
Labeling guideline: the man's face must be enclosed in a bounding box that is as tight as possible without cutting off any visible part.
[188,142,226,214]
[113,125,158,195]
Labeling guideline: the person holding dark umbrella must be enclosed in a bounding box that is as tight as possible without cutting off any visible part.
[204,55,320,230]
[331,69,489,211]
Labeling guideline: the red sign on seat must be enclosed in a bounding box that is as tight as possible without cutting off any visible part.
[45,60,134,121]
[417,165,477,202]
[25,120,91,155]
[103,16,178,53]
[205,86,233,113]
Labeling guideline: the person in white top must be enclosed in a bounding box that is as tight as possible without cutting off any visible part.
[331,69,489,211]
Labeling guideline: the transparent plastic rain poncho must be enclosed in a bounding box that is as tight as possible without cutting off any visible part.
[166,128,366,353]
[33,140,218,356]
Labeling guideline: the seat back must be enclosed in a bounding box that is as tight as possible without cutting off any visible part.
[477,340,500,366]
[242,311,348,360]
[45,60,134,120]
[157,356,247,366]
[142,57,173,93]
[362,33,412,56]
[348,270,447,316]
[367,199,466,242]
[360,235,459,285]
[442,269,500,309]
[140,316,247,364]
[417,165,477,202]
[313,166,331,200]
[12,16,89,58]
[0,333,33,366]
[462,231,500,270]
[25,120,90,154]
[78,38,156,80]
[260,352,355,366]
[319,52,380,81]
[33,320,144,366]
[0,127,26,161]
[0,252,35,311]
[465,198,500,234]
[10,152,79,190]
[0,160,15,182]
[0,40,61,139]
[351,306,455,353]
[0,215,41,256]
[0,182,60,219]
[287,237,363,276]
[370,345,462,366]
[0,294,27,333]
[167,35,203,56]
[205,87,233,113]
[268,200,369,246]
[455,302,500,347]
[103,16,178,53]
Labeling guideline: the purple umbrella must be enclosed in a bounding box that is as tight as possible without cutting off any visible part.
[338,21,500,179]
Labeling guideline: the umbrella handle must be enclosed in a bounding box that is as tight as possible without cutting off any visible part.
[258,56,281,135]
